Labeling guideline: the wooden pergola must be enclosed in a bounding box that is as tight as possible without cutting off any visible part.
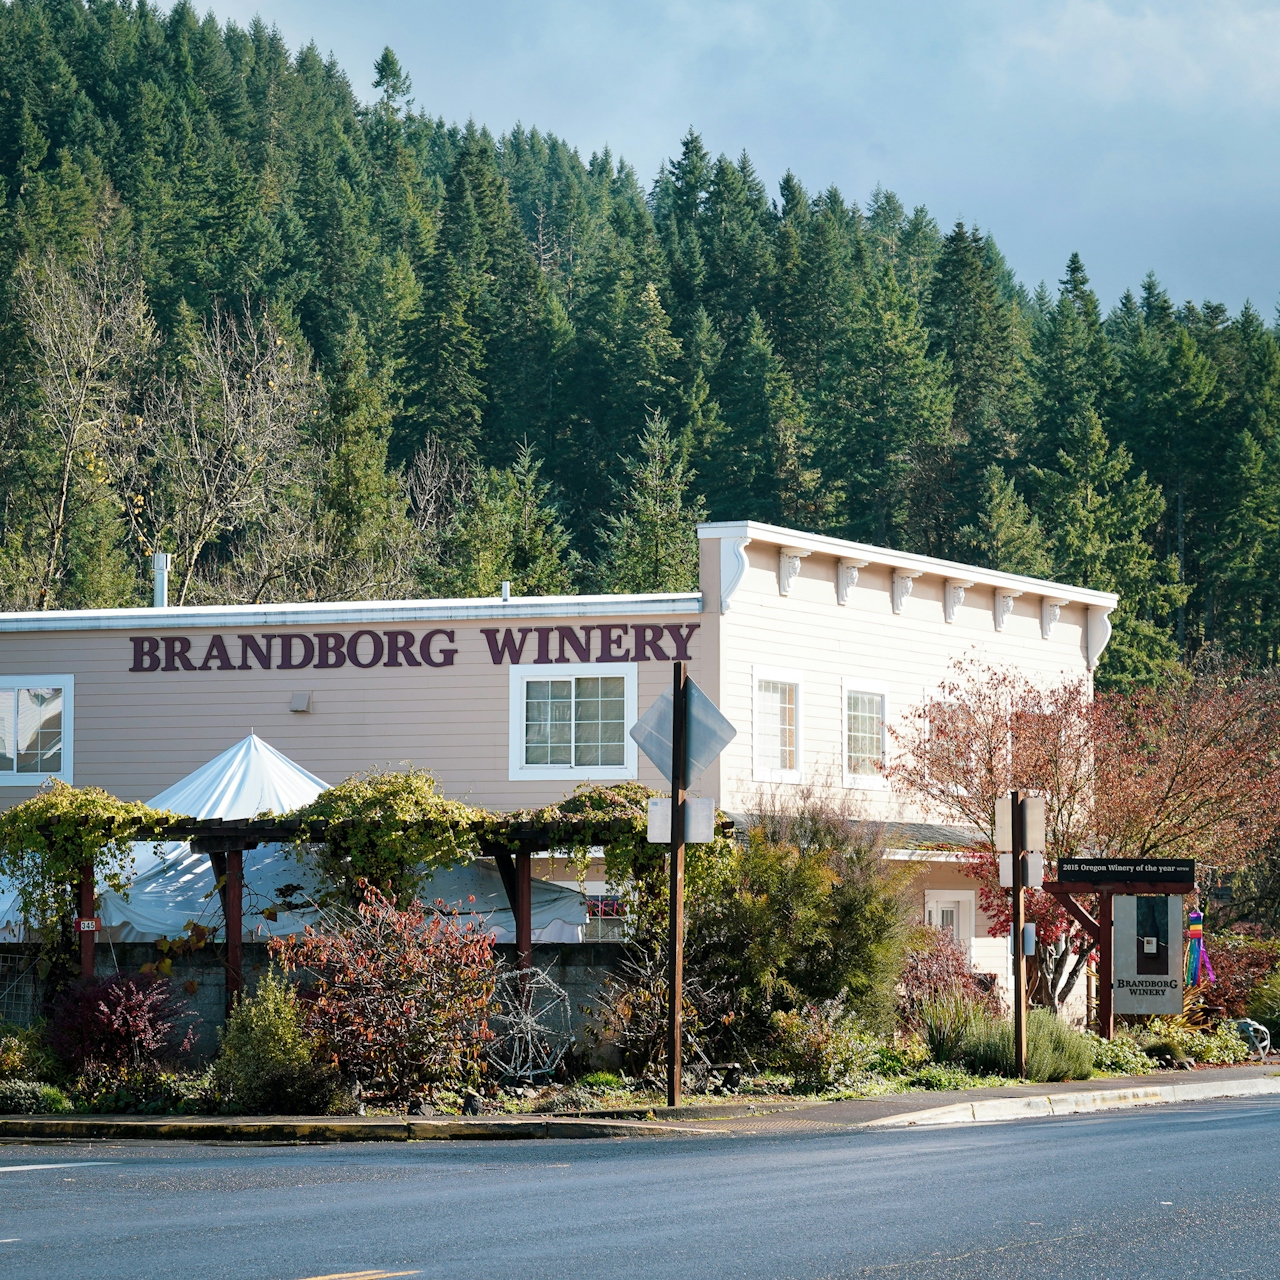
[74,813,657,1007]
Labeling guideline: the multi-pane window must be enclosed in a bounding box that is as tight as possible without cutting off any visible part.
[756,679,798,772]
[845,690,884,776]
[0,686,63,775]
[524,677,625,768]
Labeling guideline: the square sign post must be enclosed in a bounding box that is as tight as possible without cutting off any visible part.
[996,791,1045,1079]
[667,662,688,1109]
[631,664,736,1108]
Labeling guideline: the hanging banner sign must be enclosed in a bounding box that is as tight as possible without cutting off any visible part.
[1058,858,1194,885]
[1113,894,1184,1015]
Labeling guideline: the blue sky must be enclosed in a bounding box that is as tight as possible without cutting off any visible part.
[214,0,1280,315]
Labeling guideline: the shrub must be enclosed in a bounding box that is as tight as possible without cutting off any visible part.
[0,1023,57,1082]
[1201,935,1280,1017]
[769,996,884,1092]
[909,1062,991,1091]
[271,884,496,1104]
[47,974,197,1071]
[70,1062,218,1114]
[687,795,914,1052]
[1247,969,1280,1038]
[1138,1017,1250,1065]
[215,969,348,1115]
[898,927,1002,1031]
[1085,1033,1154,1075]
[961,1009,1093,1081]
[0,1079,72,1114]
[579,1071,623,1091]
[917,993,980,1064]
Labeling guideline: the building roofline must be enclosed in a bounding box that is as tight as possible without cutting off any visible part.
[0,593,703,633]
[697,520,1119,610]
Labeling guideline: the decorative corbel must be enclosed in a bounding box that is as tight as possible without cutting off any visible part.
[720,536,752,613]
[778,546,811,596]
[994,589,1022,632]
[836,558,869,606]
[943,579,973,625]
[891,569,923,615]
[1087,606,1114,670]
[1041,596,1069,641]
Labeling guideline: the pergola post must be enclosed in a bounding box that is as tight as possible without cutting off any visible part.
[77,861,95,980]
[515,850,532,972]
[225,847,244,1010]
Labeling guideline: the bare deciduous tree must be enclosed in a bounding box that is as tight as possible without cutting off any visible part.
[106,303,320,604]
[3,243,155,608]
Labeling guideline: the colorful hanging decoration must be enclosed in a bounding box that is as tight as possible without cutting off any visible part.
[1186,911,1216,986]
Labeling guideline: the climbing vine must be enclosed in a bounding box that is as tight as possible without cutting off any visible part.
[289,768,485,903]
[0,781,174,931]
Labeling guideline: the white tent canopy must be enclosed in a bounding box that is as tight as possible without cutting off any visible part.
[2,733,588,945]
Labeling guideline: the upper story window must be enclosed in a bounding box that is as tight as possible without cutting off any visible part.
[0,677,73,785]
[509,663,637,781]
[843,681,888,788]
[754,666,802,784]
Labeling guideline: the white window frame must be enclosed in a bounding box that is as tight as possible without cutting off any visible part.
[924,888,976,944]
[752,664,803,784]
[0,674,74,787]
[841,677,890,791]
[508,662,637,782]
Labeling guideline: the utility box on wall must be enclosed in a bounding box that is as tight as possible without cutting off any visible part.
[1113,894,1184,1015]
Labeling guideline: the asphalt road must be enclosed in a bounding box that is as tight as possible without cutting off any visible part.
[3,1098,1279,1280]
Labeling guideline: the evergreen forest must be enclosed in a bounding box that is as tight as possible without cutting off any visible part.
[3,0,1280,689]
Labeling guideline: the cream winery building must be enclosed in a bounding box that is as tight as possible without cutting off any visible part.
[0,520,1117,996]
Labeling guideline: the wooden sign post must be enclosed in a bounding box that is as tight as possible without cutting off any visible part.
[667,661,689,1109]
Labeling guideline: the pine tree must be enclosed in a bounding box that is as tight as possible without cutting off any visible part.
[1032,410,1185,689]
[596,412,706,593]
[713,310,821,526]
[433,445,577,596]
[956,466,1052,577]
[822,267,952,547]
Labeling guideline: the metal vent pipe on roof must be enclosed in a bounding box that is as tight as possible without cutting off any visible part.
[152,552,171,608]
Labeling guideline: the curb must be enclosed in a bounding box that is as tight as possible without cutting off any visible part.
[861,1074,1280,1129]
[0,1114,718,1143]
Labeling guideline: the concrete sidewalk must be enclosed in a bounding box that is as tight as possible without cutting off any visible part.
[683,1062,1280,1135]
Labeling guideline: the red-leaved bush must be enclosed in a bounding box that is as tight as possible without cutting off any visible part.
[47,974,198,1071]
[271,883,496,1102]
[1200,935,1280,1016]
[898,926,1003,1029]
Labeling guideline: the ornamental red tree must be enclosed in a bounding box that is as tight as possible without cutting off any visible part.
[890,659,1280,1015]
[271,883,497,1103]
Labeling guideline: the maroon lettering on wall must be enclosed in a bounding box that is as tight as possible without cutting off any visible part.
[556,626,592,663]
[130,636,161,672]
[163,636,197,672]
[596,623,631,662]
[199,635,234,671]
[315,633,347,668]
[632,624,670,661]
[482,628,532,664]
[346,631,384,669]
[237,634,275,671]
[383,631,421,668]
[420,630,456,667]
[664,623,700,661]
[278,634,315,670]
[532,627,555,664]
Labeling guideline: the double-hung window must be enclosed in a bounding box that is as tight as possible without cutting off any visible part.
[510,663,637,780]
[843,679,887,788]
[0,676,73,785]
[753,666,802,783]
